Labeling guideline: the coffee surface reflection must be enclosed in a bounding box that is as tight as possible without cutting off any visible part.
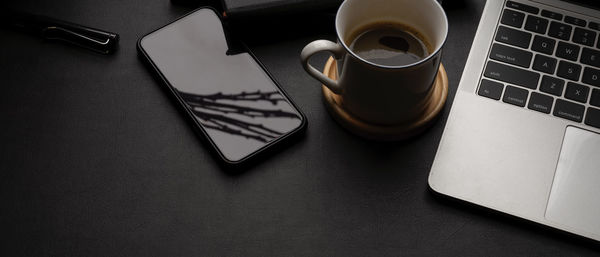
[348,23,430,66]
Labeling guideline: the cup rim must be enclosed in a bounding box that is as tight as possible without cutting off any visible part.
[335,0,449,70]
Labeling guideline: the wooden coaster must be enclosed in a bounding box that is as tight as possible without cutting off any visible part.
[322,57,449,141]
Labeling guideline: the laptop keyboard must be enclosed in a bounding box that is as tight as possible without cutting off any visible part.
[477,0,600,129]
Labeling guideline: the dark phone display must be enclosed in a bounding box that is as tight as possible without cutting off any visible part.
[140,9,303,162]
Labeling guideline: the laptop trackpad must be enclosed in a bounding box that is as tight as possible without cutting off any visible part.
[546,126,600,237]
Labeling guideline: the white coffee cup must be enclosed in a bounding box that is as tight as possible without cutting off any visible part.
[301,0,448,125]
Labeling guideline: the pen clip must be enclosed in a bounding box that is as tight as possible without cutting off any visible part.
[42,26,118,54]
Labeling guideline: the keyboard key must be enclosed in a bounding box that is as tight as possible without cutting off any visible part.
[573,28,597,47]
[541,10,563,21]
[495,26,532,49]
[503,85,529,107]
[478,79,504,100]
[548,22,572,41]
[565,82,590,103]
[556,42,580,61]
[525,16,549,34]
[532,54,557,74]
[565,16,587,27]
[528,92,554,114]
[581,48,600,68]
[591,89,600,107]
[531,35,556,55]
[484,61,540,89]
[490,43,532,68]
[506,1,539,14]
[583,67,600,87]
[554,99,585,122]
[540,76,565,96]
[590,22,600,31]
[501,9,526,28]
[585,107,600,129]
[557,61,582,81]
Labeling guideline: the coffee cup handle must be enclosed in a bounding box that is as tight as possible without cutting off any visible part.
[300,40,345,94]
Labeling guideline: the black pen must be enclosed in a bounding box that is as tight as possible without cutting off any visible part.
[2,10,119,54]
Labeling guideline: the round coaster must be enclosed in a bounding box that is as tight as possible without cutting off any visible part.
[322,57,449,141]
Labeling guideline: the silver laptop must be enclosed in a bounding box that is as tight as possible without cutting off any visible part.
[429,0,600,241]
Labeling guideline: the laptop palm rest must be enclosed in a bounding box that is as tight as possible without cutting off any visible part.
[545,126,600,237]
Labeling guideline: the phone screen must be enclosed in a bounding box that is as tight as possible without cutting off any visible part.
[140,9,304,163]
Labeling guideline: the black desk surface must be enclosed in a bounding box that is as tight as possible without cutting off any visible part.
[2,0,599,256]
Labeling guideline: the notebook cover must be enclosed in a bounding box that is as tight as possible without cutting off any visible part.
[221,0,342,19]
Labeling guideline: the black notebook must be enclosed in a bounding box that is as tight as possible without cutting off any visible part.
[221,0,342,19]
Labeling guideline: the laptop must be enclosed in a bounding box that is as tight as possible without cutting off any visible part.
[429,0,600,242]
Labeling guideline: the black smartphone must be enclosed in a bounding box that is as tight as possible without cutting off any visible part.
[137,8,306,168]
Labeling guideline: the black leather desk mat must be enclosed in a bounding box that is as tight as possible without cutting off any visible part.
[1,0,598,255]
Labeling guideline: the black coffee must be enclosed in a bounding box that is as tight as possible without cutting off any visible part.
[348,23,430,66]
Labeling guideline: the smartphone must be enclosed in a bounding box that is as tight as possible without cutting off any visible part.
[137,8,306,168]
